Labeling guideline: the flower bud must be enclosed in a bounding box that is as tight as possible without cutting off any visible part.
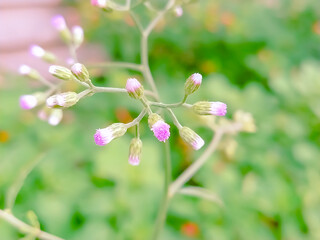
[49,65,72,80]
[193,101,227,116]
[179,126,204,150]
[91,0,107,8]
[128,138,142,166]
[30,45,56,63]
[19,92,45,110]
[148,113,170,142]
[174,6,183,17]
[72,26,84,48]
[48,109,63,126]
[51,15,72,44]
[94,123,127,146]
[233,110,256,133]
[71,63,90,83]
[46,92,79,108]
[19,65,41,80]
[184,73,202,95]
[126,78,144,99]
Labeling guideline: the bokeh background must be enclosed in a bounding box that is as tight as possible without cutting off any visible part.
[1,0,320,239]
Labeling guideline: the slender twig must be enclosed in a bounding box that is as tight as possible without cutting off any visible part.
[152,141,172,240]
[86,62,143,71]
[169,129,224,196]
[0,210,64,240]
[178,187,224,206]
[167,108,182,129]
[125,109,147,128]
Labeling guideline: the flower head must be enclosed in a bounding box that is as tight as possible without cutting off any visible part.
[179,127,204,150]
[30,45,45,58]
[19,95,38,110]
[184,73,202,95]
[174,6,183,17]
[71,63,90,82]
[126,78,144,99]
[19,65,31,75]
[129,138,142,166]
[148,113,170,142]
[48,109,63,126]
[94,123,127,146]
[91,0,107,8]
[46,92,79,108]
[51,15,67,31]
[72,26,84,47]
[193,101,227,116]
[49,65,72,81]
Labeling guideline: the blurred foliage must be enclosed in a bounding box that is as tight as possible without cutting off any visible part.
[1,0,320,239]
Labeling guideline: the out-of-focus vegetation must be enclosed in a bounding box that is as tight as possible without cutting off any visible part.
[1,0,320,239]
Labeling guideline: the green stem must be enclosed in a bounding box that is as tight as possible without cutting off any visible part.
[152,141,171,240]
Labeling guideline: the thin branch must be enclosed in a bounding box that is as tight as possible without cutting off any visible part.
[169,129,224,196]
[178,187,224,206]
[124,109,147,128]
[0,210,64,240]
[166,108,182,129]
[86,62,143,71]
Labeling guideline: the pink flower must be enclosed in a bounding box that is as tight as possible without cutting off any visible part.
[174,6,183,17]
[126,78,144,99]
[94,123,127,146]
[94,128,113,146]
[151,120,170,142]
[30,45,45,58]
[191,136,205,150]
[51,15,67,31]
[91,0,107,7]
[19,95,38,110]
[129,156,140,166]
[210,102,227,116]
[190,73,202,85]
[19,65,31,75]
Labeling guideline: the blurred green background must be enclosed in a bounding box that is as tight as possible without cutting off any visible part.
[1,0,320,239]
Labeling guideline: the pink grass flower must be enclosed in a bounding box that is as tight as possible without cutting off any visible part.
[91,0,107,8]
[51,15,67,31]
[210,102,227,116]
[30,45,45,58]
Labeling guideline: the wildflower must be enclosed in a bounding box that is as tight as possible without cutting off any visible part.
[128,138,142,166]
[19,95,38,110]
[51,15,72,44]
[184,73,202,95]
[19,65,41,80]
[49,65,72,81]
[91,0,107,8]
[46,92,79,108]
[126,78,144,99]
[30,45,56,63]
[48,109,63,126]
[72,26,84,48]
[192,101,227,116]
[174,6,183,17]
[179,126,204,150]
[71,63,90,83]
[148,113,170,142]
[94,123,127,146]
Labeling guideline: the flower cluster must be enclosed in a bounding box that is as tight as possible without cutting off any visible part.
[18,11,228,168]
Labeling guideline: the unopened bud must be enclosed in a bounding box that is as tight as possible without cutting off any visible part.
[174,6,183,17]
[48,109,63,126]
[193,101,227,116]
[148,113,170,142]
[129,138,142,166]
[126,78,144,99]
[72,26,84,48]
[91,0,107,8]
[46,92,79,108]
[179,126,204,150]
[19,92,45,110]
[30,45,56,63]
[71,63,90,82]
[19,65,41,80]
[49,65,72,80]
[51,15,72,44]
[94,123,127,146]
[184,73,202,95]
[233,110,256,133]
